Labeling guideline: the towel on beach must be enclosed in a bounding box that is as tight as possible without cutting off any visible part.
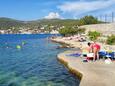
[66,53,81,57]
[87,53,94,57]
[99,51,115,59]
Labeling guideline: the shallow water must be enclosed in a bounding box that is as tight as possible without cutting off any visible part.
[0,34,80,86]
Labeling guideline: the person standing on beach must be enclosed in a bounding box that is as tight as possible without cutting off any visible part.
[87,42,101,61]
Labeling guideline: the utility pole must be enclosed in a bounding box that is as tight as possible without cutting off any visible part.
[99,15,102,21]
[105,14,107,23]
[112,12,114,23]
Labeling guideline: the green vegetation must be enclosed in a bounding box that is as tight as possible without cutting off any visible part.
[0,15,101,31]
[106,35,115,45]
[59,26,85,36]
[59,27,77,36]
[0,17,24,30]
[36,19,80,27]
[0,15,104,34]
[79,16,100,25]
[77,28,86,34]
[88,31,101,41]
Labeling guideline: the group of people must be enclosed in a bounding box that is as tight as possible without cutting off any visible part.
[86,41,101,61]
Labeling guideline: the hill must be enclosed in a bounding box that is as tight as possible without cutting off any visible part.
[0,17,25,30]
[0,18,80,30]
[0,16,101,31]
[25,19,80,28]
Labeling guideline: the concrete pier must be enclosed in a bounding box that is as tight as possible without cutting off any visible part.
[57,50,115,86]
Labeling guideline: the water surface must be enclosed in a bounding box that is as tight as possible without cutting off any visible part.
[0,34,80,86]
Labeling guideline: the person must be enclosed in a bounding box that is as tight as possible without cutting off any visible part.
[87,42,93,53]
[87,42,101,61]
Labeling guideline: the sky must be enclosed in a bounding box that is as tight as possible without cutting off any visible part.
[0,0,115,20]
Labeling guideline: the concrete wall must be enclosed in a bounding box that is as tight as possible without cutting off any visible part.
[80,23,115,36]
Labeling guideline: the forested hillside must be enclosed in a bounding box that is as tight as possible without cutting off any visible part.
[0,17,25,30]
[0,16,101,30]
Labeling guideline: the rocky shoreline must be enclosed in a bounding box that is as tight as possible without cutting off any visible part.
[51,36,115,51]
[51,37,84,49]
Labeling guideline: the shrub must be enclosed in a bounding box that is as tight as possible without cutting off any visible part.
[77,28,86,34]
[88,31,101,41]
[59,27,77,36]
[59,27,86,37]
[106,35,115,45]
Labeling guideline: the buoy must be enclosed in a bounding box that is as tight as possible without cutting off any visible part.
[16,45,21,49]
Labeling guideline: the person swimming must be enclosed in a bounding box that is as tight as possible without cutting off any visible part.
[22,41,27,45]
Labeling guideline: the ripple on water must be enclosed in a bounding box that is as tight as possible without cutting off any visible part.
[0,34,80,86]
[0,71,66,86]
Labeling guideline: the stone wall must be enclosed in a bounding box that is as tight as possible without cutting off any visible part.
[80,23,115,36]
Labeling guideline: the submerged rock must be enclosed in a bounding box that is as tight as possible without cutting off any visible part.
[56,44,73,49]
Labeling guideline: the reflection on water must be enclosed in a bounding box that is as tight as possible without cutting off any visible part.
[0,34,80,86]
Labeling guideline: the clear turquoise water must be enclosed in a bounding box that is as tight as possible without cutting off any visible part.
[0,34,80,86]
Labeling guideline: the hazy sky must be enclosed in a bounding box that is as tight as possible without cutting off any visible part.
[0,0,115,20]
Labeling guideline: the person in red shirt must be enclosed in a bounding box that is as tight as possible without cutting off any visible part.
[87,42,101,61]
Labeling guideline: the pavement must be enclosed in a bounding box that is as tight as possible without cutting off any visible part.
[57,50,115,86]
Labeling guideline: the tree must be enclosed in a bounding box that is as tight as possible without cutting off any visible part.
[79,16,99,25]
[59,27,77,36]
[45,25,52,33]
[59,26,86,36]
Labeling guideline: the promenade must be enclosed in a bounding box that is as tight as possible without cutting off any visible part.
[51,37,115,86]
[58,50,115,86]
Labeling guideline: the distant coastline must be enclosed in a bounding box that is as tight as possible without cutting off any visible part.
[0,29,59,34]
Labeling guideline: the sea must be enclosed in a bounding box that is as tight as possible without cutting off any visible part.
[0,34,80,86]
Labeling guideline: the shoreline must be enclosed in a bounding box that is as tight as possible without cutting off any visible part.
[51,37,85,49]
[57,50,115,86]
[51,37,115,86]
[57,52,82,81]
[51,36,115,51]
